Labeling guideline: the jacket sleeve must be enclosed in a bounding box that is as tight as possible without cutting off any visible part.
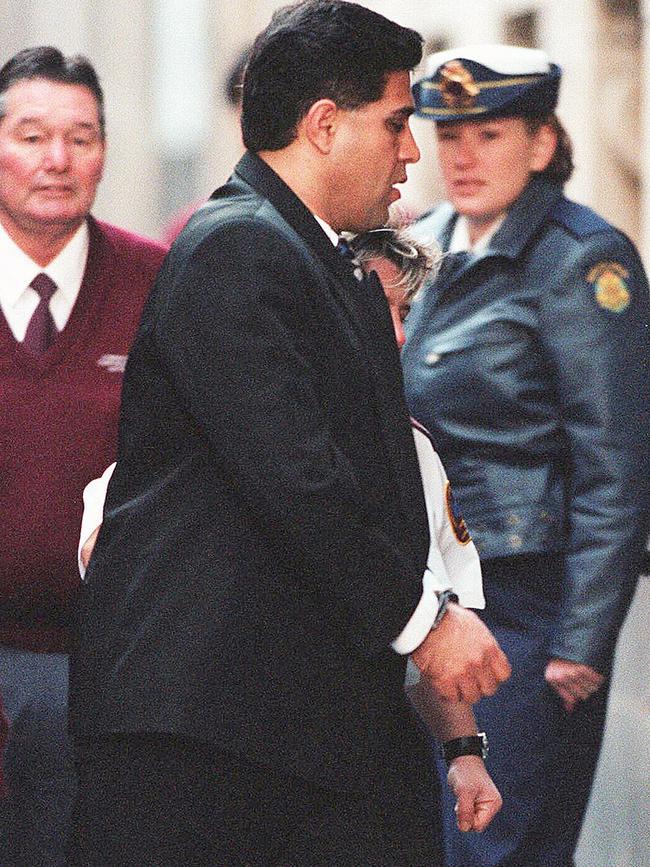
[150,216,426,654]
[540,229,650,671]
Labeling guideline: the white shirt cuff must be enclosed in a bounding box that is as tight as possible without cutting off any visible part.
[391,569,447,655]
[78,462,115,578]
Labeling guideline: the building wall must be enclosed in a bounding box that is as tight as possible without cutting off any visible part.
[3,0,647,252]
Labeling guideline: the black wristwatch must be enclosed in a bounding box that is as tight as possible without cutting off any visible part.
[441,732,489,766]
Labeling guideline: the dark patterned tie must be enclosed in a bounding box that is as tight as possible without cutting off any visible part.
[336,237,364,282]
[23,273,58,354]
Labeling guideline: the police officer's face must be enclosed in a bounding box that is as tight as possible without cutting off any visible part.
[0,77,105,249]
[435,117,555,240]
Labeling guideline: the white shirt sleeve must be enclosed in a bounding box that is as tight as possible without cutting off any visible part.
[391,567,441,654]
[411,426,484,609]
[78,462,115,578]
[391,425,485,655]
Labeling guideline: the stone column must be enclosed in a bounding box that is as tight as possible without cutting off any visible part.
[538,0,599,208]
[89,0,162,236]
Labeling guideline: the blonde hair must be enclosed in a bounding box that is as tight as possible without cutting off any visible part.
[349,224,441,301]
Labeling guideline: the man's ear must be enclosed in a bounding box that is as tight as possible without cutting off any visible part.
[302,98,339,154]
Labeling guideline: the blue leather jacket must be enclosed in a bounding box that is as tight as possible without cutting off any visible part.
[402,176,650,670]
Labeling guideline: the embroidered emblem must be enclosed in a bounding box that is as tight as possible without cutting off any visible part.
[587,261,631,313]
[445,481,472,545]
[96,353,127,373]
[439,61,480,109]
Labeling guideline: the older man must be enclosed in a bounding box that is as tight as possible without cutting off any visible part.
[0,46,166,866]
[69,4,509,865]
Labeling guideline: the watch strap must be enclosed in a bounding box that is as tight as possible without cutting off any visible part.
[441,732,488,766]
[433,589,459,628]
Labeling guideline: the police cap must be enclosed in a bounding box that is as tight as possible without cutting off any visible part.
[413,44,561,122]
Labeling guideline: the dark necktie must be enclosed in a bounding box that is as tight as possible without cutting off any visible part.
[23,273,58,354]
[336,237,364,282]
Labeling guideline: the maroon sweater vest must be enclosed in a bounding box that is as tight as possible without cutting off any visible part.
[0,218,167,652]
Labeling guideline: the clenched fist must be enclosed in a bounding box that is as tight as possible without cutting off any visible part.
[411,604,511,703]
[448,755,503,832]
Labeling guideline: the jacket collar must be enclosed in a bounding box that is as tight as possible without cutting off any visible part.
[487,175,564,259]
[234,151,346,278]
[234,154,428,552]
[234,151,385,336]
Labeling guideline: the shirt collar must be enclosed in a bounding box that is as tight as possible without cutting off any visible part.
[448,214,506,253]
[313,214,339,247]
[0,220,89,308]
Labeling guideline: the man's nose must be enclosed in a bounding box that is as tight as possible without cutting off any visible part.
[401,124,420,165]
[43,138,71,171]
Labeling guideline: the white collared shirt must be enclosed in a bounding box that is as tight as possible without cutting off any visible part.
[448,214,505,254]
[0,220,89,340]
[313,214,339,247]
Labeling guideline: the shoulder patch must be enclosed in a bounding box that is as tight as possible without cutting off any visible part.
[550,198,611,238]
[587,261,631,313]
[445,481,472,545]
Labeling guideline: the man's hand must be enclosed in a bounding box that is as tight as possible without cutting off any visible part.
[544,658,604,713]
[411,604,511,703]
[80,525,101,569]
[447,755,502,833]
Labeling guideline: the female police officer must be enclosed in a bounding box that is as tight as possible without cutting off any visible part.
[401,45,650,867]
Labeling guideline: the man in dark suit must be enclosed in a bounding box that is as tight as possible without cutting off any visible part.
[69,3,509,864]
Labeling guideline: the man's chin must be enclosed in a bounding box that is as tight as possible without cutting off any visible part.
[29,207,87,228]
[352,208,390,235]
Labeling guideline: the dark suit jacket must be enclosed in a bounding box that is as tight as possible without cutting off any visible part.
[70,152,432,800]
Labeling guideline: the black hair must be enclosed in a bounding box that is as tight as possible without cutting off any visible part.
[241,0,422,152]
[0,46,105,137]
